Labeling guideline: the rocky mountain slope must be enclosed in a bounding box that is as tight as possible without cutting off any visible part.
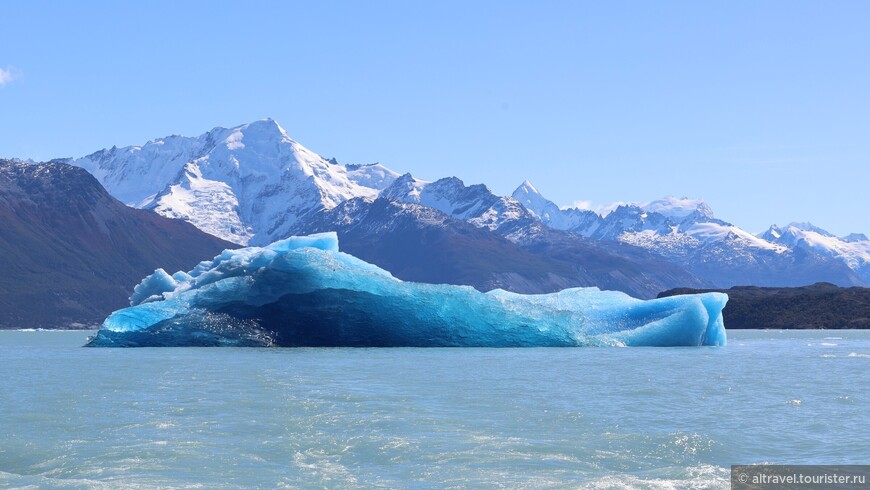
[293,197,705,298]
[0,160,235,328]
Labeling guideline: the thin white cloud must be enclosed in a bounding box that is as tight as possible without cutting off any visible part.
[560,199,632,216]
[562,200,593,211]
[596,201,631,217]
[0,67,17,86]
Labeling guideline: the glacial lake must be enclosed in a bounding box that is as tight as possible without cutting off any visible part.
[1,330,868,489]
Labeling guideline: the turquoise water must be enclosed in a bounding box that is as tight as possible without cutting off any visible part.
[1,330,868,489]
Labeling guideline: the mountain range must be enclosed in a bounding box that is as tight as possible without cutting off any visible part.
[512,181,864,288]
[52,118,869,295]
[292,196,704,298]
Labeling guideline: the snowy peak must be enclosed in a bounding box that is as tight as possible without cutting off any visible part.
[761,224,809,249]
[641,196,714,222]
[786,222,835,237]
[593,198,790,261]
[74,134,202,205]
[381,172,428,202]
[843,233,869,243]
[345,163,402,191]
[760,224,785,242]
[511,181,602,235]
[594,204,668,240]
[419,177,495,219]
[512,187,720,241]
[68,119,396,245]
[761,223,836,248]
[72,118,297,206]
[762,222,870,275]
[511,180,551,215]
[218,118,291,151]
[384,176,540,239]
[513,180,541,198]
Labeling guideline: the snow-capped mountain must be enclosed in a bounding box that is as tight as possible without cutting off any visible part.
[642,196,715,222]
[66,119,399,245]
[59,118,867,291]
[513,181,783,256]
[512,180,603,235]
[508,182,861,287]
[595,204,786,258]
[761,223,870,283]
[383,175,546,242]
[292,196,706,298]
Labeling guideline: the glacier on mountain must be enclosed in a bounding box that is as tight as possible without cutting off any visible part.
[384,175,548,242]
[86,233,727,348]
[513,180,786,259]
[512,180,603,235]
[761,223,870,283]
[69,119,383,246]
[508,181,867,287]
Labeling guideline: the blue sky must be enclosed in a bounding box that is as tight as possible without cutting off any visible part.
[1,1,868,235]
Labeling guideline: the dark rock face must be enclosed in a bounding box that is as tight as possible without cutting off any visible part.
[294,197,706,299]
[658,282,870,329]
[0,160,236,329]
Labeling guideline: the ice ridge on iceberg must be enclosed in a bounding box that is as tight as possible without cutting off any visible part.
[86,233,727,347]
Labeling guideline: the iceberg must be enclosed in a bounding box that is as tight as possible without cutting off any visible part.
[86,233,727,347]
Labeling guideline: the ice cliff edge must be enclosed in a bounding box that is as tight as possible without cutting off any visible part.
[86,233,727,347]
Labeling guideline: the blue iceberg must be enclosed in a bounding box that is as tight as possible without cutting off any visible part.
[86,233,727,347]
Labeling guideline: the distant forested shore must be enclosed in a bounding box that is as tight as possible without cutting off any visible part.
[659,282,870,329]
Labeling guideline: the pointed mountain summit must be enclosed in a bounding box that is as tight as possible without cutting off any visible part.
[843,233,869,243]
[511,181,602,235]
[68,119,396,245]
[511,180,554,219]
[380,172,429,202]
[512,180,544,204]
